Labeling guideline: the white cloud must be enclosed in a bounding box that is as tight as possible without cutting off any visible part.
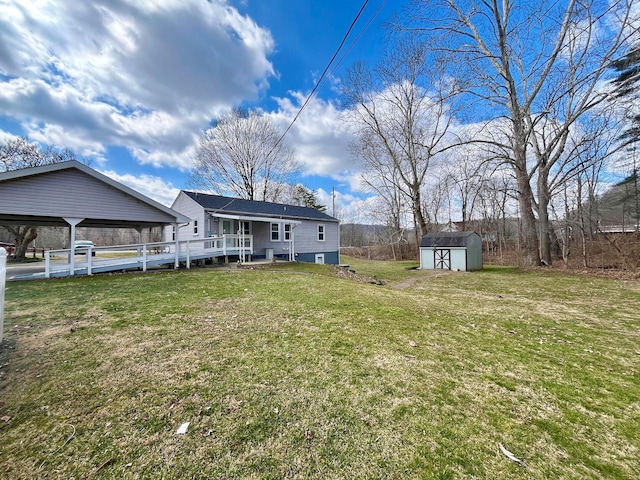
[316,188,380,224]
[268,93,360,180]
[0,0,275,170]
[98,169,180,207]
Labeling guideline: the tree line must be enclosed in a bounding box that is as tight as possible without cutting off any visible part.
[2,1,638,268]
[341,0,639,267]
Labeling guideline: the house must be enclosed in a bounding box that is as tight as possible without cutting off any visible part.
[168,191,340,264]
[419,231,483,271]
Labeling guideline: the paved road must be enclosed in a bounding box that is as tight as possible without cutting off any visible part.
[4,263,46,281]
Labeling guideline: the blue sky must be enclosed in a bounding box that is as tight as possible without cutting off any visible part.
[0,0,404,221]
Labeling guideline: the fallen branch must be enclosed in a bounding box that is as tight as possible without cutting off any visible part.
[87,457,115,478]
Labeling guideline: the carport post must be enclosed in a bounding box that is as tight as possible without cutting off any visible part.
[1,248,6,343]
[64,218,84,277]
[174,223,180,269]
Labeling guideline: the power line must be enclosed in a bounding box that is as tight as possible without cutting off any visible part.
[270,0,384,154]
[319,0,388,94]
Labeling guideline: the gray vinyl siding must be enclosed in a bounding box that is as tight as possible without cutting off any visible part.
[293,221,339,253]
[255,221,295,258]
[166,192,200,242]
[1,169,177,223]
[165,190,340,262]
[291,221,340,264]
[252,222,273,257]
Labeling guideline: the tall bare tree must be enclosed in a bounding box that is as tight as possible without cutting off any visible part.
[0,137,78,261]
[190,108,298,202]
[410,0,637,266]
[342,40,459,243]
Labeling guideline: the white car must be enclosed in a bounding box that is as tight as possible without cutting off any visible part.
[73,240,95,255]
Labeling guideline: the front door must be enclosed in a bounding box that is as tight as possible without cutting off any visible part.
[434,249,451,270]
[315,253,325,264]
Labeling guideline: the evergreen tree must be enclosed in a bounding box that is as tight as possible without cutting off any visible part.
[292,185,326,212]
[611,46,640,145]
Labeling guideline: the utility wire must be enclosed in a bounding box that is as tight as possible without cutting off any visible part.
[269,0,381,155]
[318,0,388,94]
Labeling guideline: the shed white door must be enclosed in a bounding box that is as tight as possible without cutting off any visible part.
[315,254,325,264]
[434,249,451,270]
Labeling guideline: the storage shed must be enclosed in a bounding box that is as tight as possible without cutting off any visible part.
[420,231,483,271]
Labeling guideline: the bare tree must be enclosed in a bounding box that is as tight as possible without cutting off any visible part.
[441,144,489,230]
[341,40,459,244]
[410,0,637,266]
[190,108,298,202]
[355,139,411,259]
[0,137,79,261]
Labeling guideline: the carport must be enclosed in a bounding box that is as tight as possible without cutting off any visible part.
[0,160,190,275]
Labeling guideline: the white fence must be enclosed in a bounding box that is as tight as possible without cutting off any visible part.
[43,234,253,278]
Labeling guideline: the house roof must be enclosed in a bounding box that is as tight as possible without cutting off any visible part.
[183,191,339,223]
[0,160,190,228]
[420,231,480,248]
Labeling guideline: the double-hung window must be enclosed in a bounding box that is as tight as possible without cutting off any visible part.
[271,223,281,241]
[317,224,325,242]
[284,224,292,241]
[193,220,198,235]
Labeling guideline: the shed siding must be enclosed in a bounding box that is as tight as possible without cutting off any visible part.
[450,248,468,271]
[1,170,175,223]
[419,231,482,271]
[466,234,483,270]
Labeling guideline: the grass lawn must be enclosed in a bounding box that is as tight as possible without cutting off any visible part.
[0,258,639,479]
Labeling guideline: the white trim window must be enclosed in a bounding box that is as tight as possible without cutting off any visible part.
[171,225,176,241]
[284,223,292,241]
[193,220,198,235]
[271,223,281,242]
[317,224,325,242]
[241,221,252,235]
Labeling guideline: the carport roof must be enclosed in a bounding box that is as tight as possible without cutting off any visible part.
[0,160,190,228]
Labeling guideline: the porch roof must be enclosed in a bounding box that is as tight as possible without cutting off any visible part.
[213,213,302,225]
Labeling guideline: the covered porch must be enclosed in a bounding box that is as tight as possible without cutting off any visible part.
[203,212,301,262]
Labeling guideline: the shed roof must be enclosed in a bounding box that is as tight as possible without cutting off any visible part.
[183,191,339,223]
[0,160,190,228]
[420,231,481,248]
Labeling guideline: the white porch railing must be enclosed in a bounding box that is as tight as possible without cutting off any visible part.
[44,234,253,278]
